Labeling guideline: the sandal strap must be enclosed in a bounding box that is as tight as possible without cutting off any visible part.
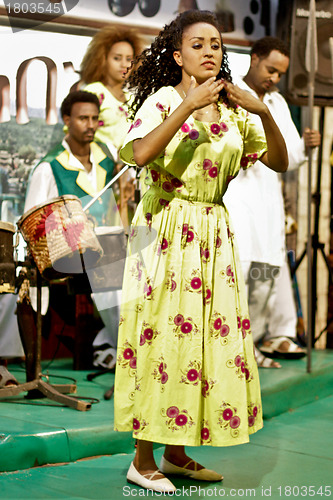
[267,336,297,352]
[183,459,197,471]
[143,469,163,480]
[255,347,280,368]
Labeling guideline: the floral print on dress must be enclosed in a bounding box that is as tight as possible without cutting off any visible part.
[118,105,128,118]
[156,101,170,120]
[159,198,170,209]
[195,158,220,183]
[212,227,222,258]
[216,402,241,438]
[143,279,153,300]
[150,169,160,183]
[180,360,202,386]
[220,264,235,286]
[203,287,212,306]
[152,356,168,391]
[227,225,233,240]
[117,341,137,376]
[161,406,195,432]
[180,223,198,248]
[237,314,251,339]
[248,403,261,428]
[155,236,170,256]
[129,257,144,283]
[227,354,253,382]
[200,420,212,444]
[240,152,259,169]
[149,168,184,194]
[139,321,161,346]
[145,212,152,230]
[165,270,177,292]
[169,314,199,339]
[210,312,230,345]
[133,415,149,436]
[208,121,229,138]
[129,118,142,132]
[180,122,201,146]
[201,376,216,398]
[184,269,203,294]
[200,244,210,264]
[162,180,174,193]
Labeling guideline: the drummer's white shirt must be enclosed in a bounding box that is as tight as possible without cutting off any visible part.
[24,139,98,213]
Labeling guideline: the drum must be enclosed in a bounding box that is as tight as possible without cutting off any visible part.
[0,221,16,293]
[86,226,127,291]
[17,195,103,280]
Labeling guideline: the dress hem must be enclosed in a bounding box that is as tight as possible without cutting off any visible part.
[113,422,263,447]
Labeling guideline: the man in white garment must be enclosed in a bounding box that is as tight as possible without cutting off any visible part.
[24,90,122,370]
[224,37,321,368]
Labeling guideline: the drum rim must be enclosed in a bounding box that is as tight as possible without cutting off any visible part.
[0,221,16,233]
[94,225,125,235]
[17,195,82,227]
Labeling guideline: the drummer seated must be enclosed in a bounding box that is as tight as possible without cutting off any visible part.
[23,90,122,367]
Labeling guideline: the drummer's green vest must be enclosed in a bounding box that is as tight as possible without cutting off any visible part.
[39,141,114,226]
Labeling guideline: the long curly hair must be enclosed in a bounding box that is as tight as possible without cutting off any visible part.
[80,25,146,85]
[127,10,233,119]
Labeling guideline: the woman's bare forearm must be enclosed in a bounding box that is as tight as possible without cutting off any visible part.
[259,107,288,172]
[133,100,194,167]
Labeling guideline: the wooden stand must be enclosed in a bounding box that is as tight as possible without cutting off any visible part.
[0,268,91,411]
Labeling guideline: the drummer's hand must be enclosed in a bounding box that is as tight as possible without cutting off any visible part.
[224,81,267,115]
[123,177,135,202]
[303,128,321,148]
[115,162,124,173]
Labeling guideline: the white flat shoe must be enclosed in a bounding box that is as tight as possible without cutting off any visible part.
[159,456,223,481]
[127,462,176,492]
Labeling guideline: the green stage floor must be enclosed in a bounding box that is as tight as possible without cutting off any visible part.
[0,350,333,499]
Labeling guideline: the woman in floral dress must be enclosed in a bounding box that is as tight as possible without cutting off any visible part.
[114,10,288,492]
[80,25,144,159]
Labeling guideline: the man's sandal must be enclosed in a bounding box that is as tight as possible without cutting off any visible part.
[254,347,281,368]
[260,336,306,359]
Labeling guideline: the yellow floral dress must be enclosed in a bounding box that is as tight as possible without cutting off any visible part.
[114,86,266,447]
[83,81,131,152]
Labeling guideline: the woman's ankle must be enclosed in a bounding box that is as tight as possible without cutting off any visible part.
[133,440,158,471]
[164,445,188,465]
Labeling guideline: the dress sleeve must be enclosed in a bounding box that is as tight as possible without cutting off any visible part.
[120,88,171,166]
[83,82,105,105]
[239,111,268,170]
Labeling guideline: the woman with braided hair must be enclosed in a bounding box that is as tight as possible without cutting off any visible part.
[114,10,288,492]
